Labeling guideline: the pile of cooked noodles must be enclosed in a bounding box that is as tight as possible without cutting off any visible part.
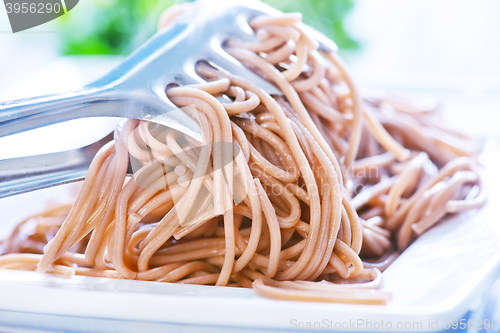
[0,8,486,305]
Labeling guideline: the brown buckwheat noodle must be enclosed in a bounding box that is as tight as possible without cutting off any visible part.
[0,9,486,306]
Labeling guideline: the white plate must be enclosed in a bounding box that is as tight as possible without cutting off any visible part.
[0,57,499,333]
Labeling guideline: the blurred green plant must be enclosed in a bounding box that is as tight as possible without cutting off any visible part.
[57,0,357,55]
[58,0,184,55]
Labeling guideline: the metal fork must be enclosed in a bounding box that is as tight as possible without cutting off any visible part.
[0,133,117,199]
[0,0,337,198]
[0,0,285,140]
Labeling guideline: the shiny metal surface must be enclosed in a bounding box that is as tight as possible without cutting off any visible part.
[0,0,337,198]
[0,133,116,199]
[0,0,289,141]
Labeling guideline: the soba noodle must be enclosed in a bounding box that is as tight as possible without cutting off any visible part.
[0,8,486,305]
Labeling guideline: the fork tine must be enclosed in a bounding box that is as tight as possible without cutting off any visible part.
[150,82,203,143]
[224,13,262,44]
[152,105,203,143]
[176,61,207,86]
[204,42,281,95]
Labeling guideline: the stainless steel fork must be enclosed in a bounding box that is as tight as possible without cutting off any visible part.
[0,133,116,199]
[0,0,337,198]
[0,0,287,142]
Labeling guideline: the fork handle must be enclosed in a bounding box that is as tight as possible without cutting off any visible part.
[0,132,116,199]
[0,87,107,124]
[0,146,93,199]
[0,88,134,138]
